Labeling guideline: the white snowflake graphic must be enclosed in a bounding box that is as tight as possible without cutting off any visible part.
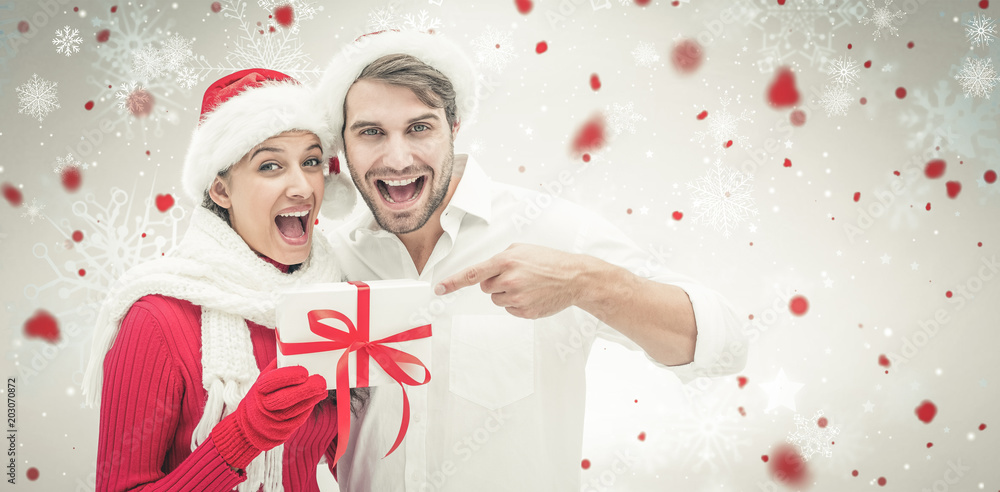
[185,0,322,83]
[786,411,841,460]
[631,41,660,68]
[20,199,45,224]
[367,6,399,32]
[471,26,517,74]
[89,2,181,139]
[52,25,82,57]
[403,10,442,32]
[692,94,755,153]
[824,55,860,86]
[860,0,906,40]
[257,0,321,34]
[24,185,186,320]
[160,34,194,72]
[686,160,757,238]
[115,81,154,117]
[606,102,647,136]
[900,79,1000,159]
[738,0,859,72]
[174,68,198,90]
[53,153,88,174]
[955,56,999,99]
[16,73,60,122]
[966,13,997,49]
[819,84,853,117]
[131,45,166,81]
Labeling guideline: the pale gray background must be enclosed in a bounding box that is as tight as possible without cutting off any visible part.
[1,0,999,490]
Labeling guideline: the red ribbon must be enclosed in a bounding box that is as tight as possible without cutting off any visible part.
[276,281,432,466]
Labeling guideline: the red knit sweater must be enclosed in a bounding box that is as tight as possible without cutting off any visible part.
[96,291,340,491]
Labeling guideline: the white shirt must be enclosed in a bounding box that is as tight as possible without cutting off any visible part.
[328,155,747,491]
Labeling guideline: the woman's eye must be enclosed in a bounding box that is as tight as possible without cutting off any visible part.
[303,158,322,167]
[361,128,381,136]
[259,162,279,172]
[412,124,428,132]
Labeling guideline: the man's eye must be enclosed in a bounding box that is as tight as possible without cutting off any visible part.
[412,124,428,132]
[362,128,381,136]
[259,162,279,172]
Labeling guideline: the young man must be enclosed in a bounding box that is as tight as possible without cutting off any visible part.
[317,30,747,491]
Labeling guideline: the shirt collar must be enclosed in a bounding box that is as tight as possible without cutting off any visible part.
[444,154,492,225]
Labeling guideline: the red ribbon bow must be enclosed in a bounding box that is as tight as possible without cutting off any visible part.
[276,281,432,466]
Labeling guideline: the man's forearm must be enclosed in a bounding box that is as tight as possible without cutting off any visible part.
[572,255,697,366]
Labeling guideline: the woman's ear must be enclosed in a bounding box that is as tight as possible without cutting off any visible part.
[208,176,232,209]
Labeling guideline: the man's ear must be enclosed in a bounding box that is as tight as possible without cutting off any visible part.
[208,176,232,209]
[452,119,461,139]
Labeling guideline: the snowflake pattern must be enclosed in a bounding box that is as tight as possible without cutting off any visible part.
[115,81,152,116]
[955,56,999,99]
[52,25,82,57]
[631,41,660,68]
[825,55,860,86]
[693,94,755,153]
[403,10,442,32]
[174,67,198,90]
[820,84,853,117]
[16,73,60,122]
[366,6,399,32]
[53,153,88,174]
[20,199,45,224]
[786,411,841,460]
[966,13,997,50]
[184,0,322,83]
[900,79,1000,159]
[606,102,647,136]
[24,186,186,323]
[471,26,516,74]
[860,0,906,40]
[738,0,860,72]
[160,34,194,72]
[131,45,167,81]
[686,160,758,238]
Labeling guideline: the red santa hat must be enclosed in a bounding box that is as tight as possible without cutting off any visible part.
[182,68,355,219]
[316,29,480,156]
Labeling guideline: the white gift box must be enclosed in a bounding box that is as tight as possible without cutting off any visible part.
[275,280,433,389]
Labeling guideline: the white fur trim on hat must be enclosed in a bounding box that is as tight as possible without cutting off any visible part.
[320,166,356,219]
[316,30,480,157]
[182,80,356,218]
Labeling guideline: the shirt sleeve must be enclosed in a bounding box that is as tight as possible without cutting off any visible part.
[567,209,748,384]
[96,301,245,492]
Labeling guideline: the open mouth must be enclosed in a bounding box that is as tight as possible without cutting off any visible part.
[376,176,426,205]
[274,209,309,242]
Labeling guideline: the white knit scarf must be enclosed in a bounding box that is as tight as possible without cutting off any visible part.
[83,206,343,492]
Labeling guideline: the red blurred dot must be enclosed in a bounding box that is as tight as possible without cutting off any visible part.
[85,100,95,110]
[518,166,526,173]
[590,74,601,91]
[789,295,809,316]
[515,0,533,14]
[96,29,110,42]
[672,211,683,220]
[72,230,84,242]
[847,42,852,49]
[635,0,651,5]
[980,0,988,8]
[581,459,591,469]
[672,39,703,73]
[535,41,548,54]
[697,110,708,120]
[638,431,646,441]
[761,455,769,462]
[984,170,997,183]
[78,269,86,276]
[582,153,591,162]
[790,109,806,126]
[3,183,24,207]
[927,442,933,448]
[211,2,222,13]
[878,477,887,486]
[26,468,39,481]
[817,417,828,428]
[274,4,294,27]
[626,208,633,215]
[980,423,987,431]
[895,87,907,99]
[946,291,952,298]
[111,5,118,13]
[17,21,29,33]
[864,60,872,68]
[852,470,859,477]
[907,41,914,49]
[853,192,861,202]
[860,97,867,105]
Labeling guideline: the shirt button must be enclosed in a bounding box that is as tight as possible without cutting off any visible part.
[414,414,423,423]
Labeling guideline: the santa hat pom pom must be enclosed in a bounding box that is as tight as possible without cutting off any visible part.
[320,156,356,219]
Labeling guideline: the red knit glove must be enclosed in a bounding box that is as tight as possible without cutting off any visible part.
[211,360,327,471]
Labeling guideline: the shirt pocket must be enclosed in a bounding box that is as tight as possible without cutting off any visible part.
[449,314,535,410]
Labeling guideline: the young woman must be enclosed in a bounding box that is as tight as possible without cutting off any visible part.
[82,69,358,492]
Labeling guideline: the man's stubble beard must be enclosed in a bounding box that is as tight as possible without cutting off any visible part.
[346,141,454,235]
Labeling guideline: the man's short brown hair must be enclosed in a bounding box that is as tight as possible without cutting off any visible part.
[349,53,459,131]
